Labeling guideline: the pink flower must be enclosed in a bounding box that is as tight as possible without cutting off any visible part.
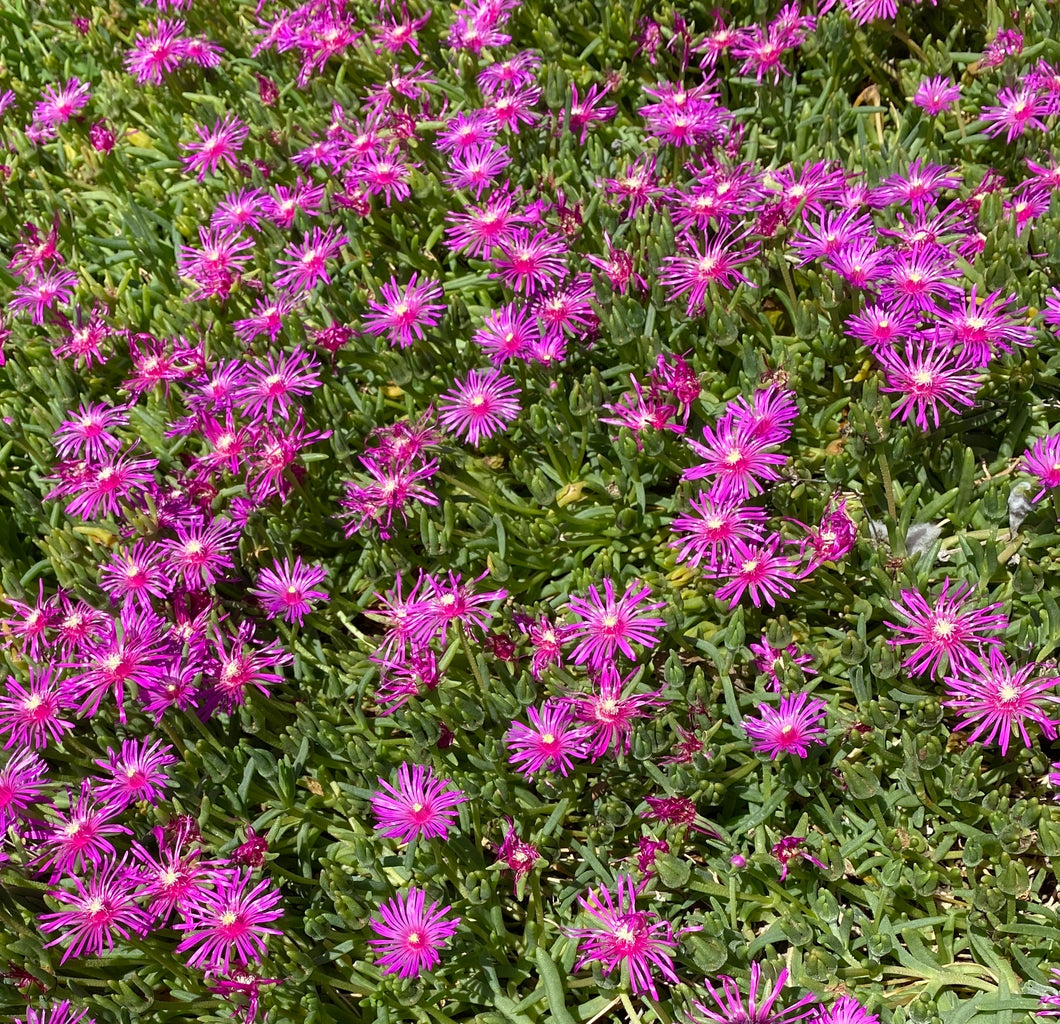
[250,557,328,625]
[12,1000,96,1024]
[182,114,248,181]
[130,829,217,924]
[690,962,818,1024]
[0,667,75,750]
[93,736,176,810]
[743,692,828,760]
[566,875,681,1000]
[1023,433,1060,502]
[33,77,91,129]
[943,650,1058,755]
[506,701,591,776]
[362,274,446,349]
[11,267,78,324]
[877,335,981,431]
[821,996,879,1024]
[566,578,666,670]
[496,820,539,890]
[0,748,48,832]
[53,448,158,521]
[712,536,801,609]
[235,346,321,423]
[273,226,347,294]
[161,517,240,589]
[175,871,284,973]
[35,781,132,880]
[125,19,189,84]
[54,402,128,461]
[886,578,1007,679]
[368,888,460,978]
[438,368,520,445]
[913,76,960,115]
[40,859,151,962]
[683,414,787,502]
[491,228,568,295]
[560,664,667,760]
[371,762,467,843]
[659,233,757,314]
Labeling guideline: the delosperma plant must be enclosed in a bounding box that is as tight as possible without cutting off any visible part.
[2,0,1060,1022]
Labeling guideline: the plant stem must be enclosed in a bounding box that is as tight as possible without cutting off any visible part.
[458,627,488,695]
[876,443,902,555]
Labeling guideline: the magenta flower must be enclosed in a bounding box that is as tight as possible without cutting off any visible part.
[0,748,48,831]
[913,76,960,115]
[404,569,507,646]
[0,667,74,749]
[886,579,1007,679]
[35,781,132,880]
[943,650,1058,755]
[980,85,1055,144]
[877,336,981,431]
[98,541,173,610]
[472,303,540,364]
[443,142,511,196]
[362,274,446,349]
[743,692,828,760]
[55,449,159,521]
[751,637,816,692]
[368,887,460,978]
[560,665,667,760]
[821,996,879,1024]
[566,578,666,669]
[54,402,128,461]
[438,368,521,445]
[712,536,801,609]
[40,859,151,962]
[659,233,757,315]
[272,226,347,294]
[130,829,217,924]
[235,346,321,423]
[497,820,540,890]
[182,114,248,181]
[371,762,467,844]
[11,268,78,324]
[507,701,592,776]
[125,19,188,84]
[1023,433,1060,502]
[33,77,91,129]
[161,516,240,589]
[175,871,284,972]
[566,875,681,1000]
[491,228,568,295]
[683,415,787,502]
[250,556,328,625]
[690,962,819,1024]
[200,623,290,716]
[93,736,176,810]
[13,1000,96,1024]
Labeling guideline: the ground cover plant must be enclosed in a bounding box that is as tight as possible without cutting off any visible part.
[3,0,1060,1022]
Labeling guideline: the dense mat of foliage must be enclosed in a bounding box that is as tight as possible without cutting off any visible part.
[1,0,1060,1022]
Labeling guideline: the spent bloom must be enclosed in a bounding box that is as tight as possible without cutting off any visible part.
[743,692,828,760]
[943,650,1059,755]
[369,888,460,978]
[371,762,467,844]
[566,875,681,1000]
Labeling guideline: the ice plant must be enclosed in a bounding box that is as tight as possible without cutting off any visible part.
[175,871,284,972]
[690,961,819,1024]
[437,368,521,445]
[886,579,1008,679]
[506,701,591,776]
[371,762,467,843]
[566,874,681,1000]
[943,650,1059,754]
[40,860,151,963]
[249,556,329,626]
[368,888,460,978]
[566,578,667,669]
[362,273,446,349]
[743,692,828,760]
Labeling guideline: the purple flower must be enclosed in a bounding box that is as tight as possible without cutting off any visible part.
[175,870,284,972]
[690,962,819,1024]
[913,76,960,115]
[35,780,132,880]
[712,536,801,609]
[250,556,328,625]
[0,748,48,831]
[566,578,666,670]
[943,650,1058,755]
[743,692,828,760]
[507,701,592,776]
[93,736,176,810]
[40,859,151,962]
[886,578,1007,679]
[371,762,467,843]
[566,875,681,1000]
[1024,432,1060,501]
[368,888,460,978]
[438,368,521,445]
[362,274,446,349]
[182,114,248,181]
